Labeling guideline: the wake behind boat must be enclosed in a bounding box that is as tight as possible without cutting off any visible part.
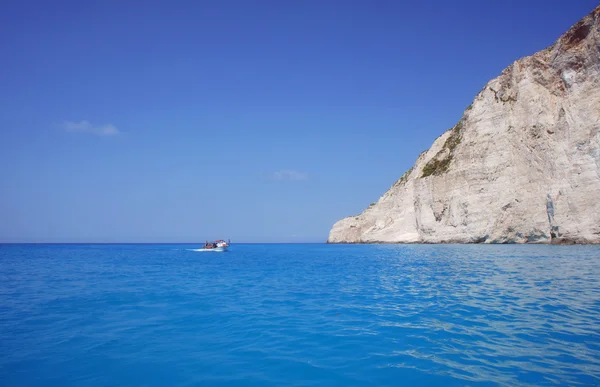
[199,239,230,252]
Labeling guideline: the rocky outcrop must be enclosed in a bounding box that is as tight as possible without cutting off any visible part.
[328,6,600,244]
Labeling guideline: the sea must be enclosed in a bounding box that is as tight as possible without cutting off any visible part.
[1,243,599,386]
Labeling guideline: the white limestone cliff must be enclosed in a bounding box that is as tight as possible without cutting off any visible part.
[328,6,600,244]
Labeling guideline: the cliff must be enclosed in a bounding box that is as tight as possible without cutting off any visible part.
[328,6,600,244]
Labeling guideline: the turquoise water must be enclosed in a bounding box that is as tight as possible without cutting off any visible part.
[1,243,599,386]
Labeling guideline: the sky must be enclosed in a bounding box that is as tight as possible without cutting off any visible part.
[0,0,597,243]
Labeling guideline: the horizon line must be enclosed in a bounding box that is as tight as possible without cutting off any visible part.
[0,242,328,245]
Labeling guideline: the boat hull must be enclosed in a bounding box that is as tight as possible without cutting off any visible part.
[201,245,228,252]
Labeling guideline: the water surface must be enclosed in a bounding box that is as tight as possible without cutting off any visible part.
[1,243,599,386]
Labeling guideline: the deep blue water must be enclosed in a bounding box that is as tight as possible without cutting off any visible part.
[1,244,599,386]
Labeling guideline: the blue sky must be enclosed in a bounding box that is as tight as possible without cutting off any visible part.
[0,0,597,243]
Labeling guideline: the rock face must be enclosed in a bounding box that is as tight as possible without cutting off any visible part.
[328,6,600,244]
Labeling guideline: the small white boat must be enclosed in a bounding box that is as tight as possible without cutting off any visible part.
[201,239,230,251]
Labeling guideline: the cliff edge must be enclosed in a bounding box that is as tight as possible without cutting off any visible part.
[328,6,600,244]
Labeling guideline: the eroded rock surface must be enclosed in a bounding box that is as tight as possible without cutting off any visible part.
[328,6,600,244]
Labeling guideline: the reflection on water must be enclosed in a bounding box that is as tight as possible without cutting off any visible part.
[361,245,600,385]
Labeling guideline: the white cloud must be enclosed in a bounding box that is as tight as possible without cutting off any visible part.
[63,120,120,136]
[272,169,309,181]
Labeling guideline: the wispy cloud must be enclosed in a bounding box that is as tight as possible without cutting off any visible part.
[63,120,120,136]
[272,169,309,181]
